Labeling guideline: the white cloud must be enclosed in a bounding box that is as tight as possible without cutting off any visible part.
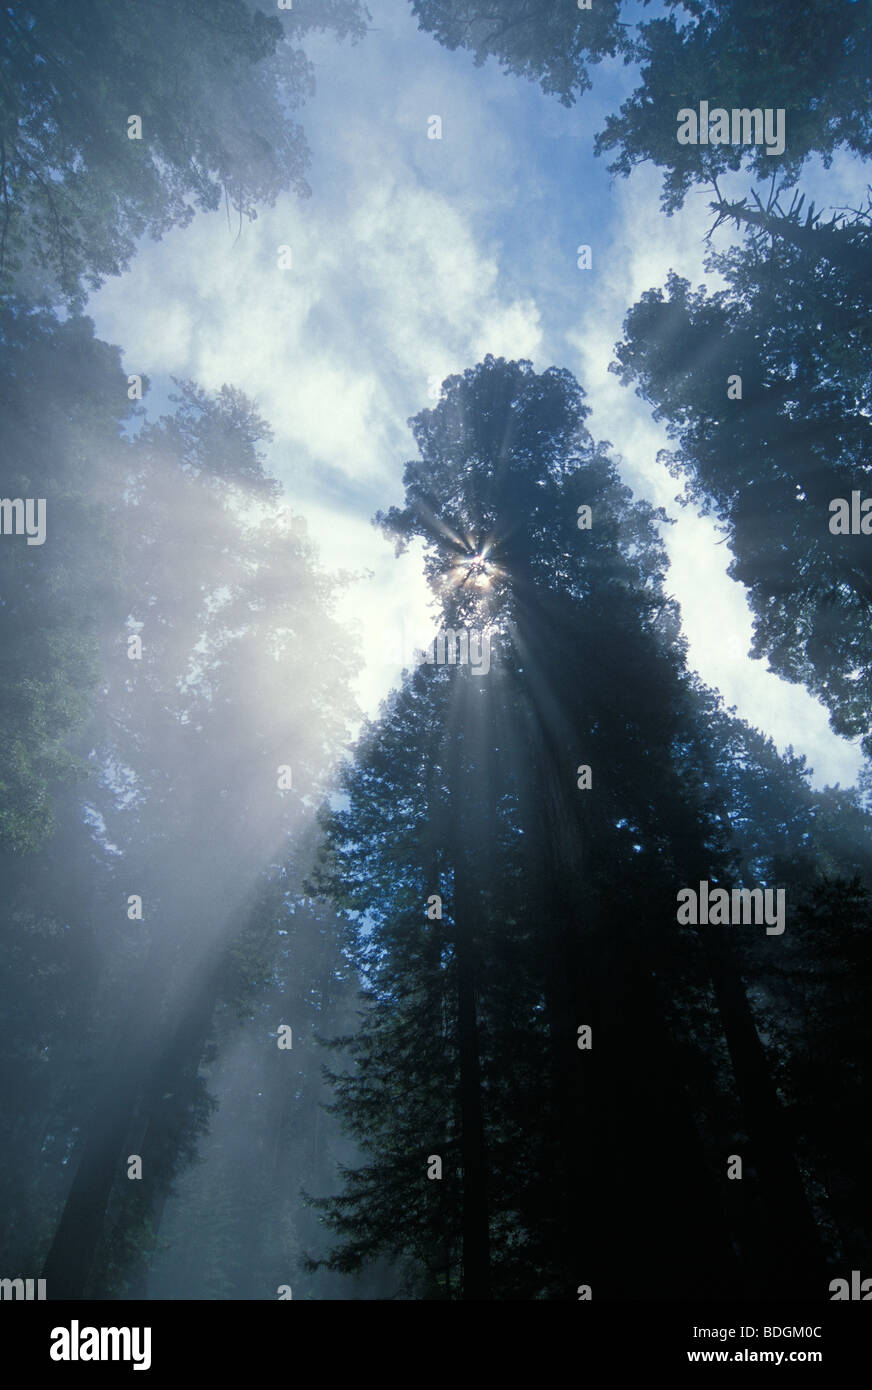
[91,14,548,732]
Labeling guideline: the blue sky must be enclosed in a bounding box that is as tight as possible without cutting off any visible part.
[90,0,867,787]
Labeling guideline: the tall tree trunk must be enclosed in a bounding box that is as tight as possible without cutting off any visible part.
[95,958,227,1298]
[43,949,223,1298]
[40,942,167,1299]
[704,928,825,1296]
[455,905,490,1299]
[41,1079,141,1299]
[449,676,491,1299]
[513,592,737,1296]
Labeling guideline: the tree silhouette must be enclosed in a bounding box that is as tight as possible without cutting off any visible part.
[311,357,841,1297]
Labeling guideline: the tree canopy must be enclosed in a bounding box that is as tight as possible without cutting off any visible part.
[0,0,369,305]
[409,0,629,105]
[612,193,872,754]
[410,0,872,210]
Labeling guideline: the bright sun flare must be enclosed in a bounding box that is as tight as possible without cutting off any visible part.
[452,551,495,590]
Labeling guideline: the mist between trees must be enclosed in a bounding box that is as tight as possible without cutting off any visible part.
[1,0,871,1301]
